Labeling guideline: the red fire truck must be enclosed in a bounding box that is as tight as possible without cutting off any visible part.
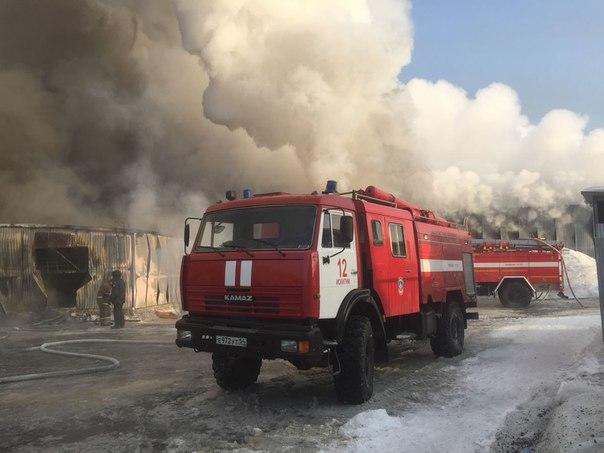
[472,239,564,308]
[176,182,477,403]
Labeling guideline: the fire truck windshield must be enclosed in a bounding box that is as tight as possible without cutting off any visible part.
[194,205,316,252]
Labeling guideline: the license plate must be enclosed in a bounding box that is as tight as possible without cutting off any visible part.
[215,335,247,348]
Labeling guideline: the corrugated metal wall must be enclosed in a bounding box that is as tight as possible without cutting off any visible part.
[0,225,181,314]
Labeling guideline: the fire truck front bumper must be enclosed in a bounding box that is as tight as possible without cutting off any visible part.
[175,315,325,361]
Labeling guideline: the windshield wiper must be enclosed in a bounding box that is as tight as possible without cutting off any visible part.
[221,243,255,258]
[249,238,286,256]
[198,246,225,256]
[209,246,226,257]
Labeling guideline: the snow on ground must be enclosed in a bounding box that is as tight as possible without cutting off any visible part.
[491,338,604,452]
[334,315,602,452]
[539,369,604,452]
[562,248,600,299]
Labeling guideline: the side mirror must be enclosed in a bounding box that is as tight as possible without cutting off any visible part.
[184,223,190,249]
[184,217,203,254]
[340,216,354,244]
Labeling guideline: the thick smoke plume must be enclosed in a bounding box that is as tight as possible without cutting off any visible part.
[0,0,601,235]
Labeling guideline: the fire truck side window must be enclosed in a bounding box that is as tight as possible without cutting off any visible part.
[321,212,353,249]
[332,213,352,248]
[389,223,406,257]
[321,212,333,248]
[371,220,383,245]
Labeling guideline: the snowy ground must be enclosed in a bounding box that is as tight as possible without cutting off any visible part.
[0,297,602,452]
[2,248,599,451]
[336,314,602,452]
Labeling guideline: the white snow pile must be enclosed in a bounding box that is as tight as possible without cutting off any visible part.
[340,409,404,440]
[562,248,599,299]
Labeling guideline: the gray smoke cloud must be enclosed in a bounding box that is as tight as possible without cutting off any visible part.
[0,0,601,235]
[0,0,311,234]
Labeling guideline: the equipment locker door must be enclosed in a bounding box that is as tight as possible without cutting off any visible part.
[384,218,420,315]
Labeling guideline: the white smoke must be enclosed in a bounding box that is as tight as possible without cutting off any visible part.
[401,79,602,218]
[176,0,415,189]
[176,0,602,221]
[0,0,601,234]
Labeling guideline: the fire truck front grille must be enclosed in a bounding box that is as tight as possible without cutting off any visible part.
[200,292,303,317]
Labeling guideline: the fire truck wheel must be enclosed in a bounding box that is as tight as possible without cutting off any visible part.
[212,353,262,391]
[430,301,464,358]
[334,315,375,404]
[498,281,532,308]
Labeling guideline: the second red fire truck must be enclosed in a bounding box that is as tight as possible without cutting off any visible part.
[472,239,565,308]
[176,182,477,403]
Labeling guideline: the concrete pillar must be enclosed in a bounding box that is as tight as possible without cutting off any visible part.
[581,188,604,341]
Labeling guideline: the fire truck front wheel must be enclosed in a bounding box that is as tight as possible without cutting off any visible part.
[498,280,532,308]
[430,301,464,358]
[334,316,375,404]
[212,352,262,391]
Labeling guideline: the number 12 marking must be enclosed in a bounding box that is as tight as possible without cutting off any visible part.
[337,258,348,278]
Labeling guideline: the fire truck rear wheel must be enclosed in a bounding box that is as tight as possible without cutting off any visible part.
[334,315,375,404]
[212,352,262,391]
[498,281,532,308]
[430,301,464,358]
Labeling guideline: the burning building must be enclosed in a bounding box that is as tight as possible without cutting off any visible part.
[463,205,594,257]
[0,224,181,317]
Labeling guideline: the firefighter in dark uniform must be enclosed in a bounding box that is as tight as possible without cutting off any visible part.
[96,272,113,326]
[110,270,126,328]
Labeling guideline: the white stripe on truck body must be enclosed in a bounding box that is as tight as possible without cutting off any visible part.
[420,259,463,273]
[473,261,560,268]
[224,261,236,286]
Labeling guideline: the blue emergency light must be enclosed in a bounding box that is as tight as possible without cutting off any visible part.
[243,189,252,199]
[325,180,338,194]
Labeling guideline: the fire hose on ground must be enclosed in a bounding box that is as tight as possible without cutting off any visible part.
[0,338,172,384]
[533,238,585,308]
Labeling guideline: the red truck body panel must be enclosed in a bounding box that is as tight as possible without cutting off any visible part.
[182,251,319,319]
[415,221,472,305]
[357,199,472,317]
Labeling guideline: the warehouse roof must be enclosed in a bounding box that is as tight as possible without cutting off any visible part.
[0,223,164,236]
[581,187,604,204]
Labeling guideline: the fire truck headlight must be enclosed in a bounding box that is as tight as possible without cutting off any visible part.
[177,330,192,341]
[280,340,297,353]
[297,340,310,353]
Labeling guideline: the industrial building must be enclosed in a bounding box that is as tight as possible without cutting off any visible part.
[465,205,594,257]
[0,224,181,317]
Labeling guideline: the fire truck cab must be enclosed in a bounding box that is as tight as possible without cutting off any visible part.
[176,183,477,403]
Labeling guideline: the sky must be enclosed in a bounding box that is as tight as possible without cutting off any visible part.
[401,0,604,129]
